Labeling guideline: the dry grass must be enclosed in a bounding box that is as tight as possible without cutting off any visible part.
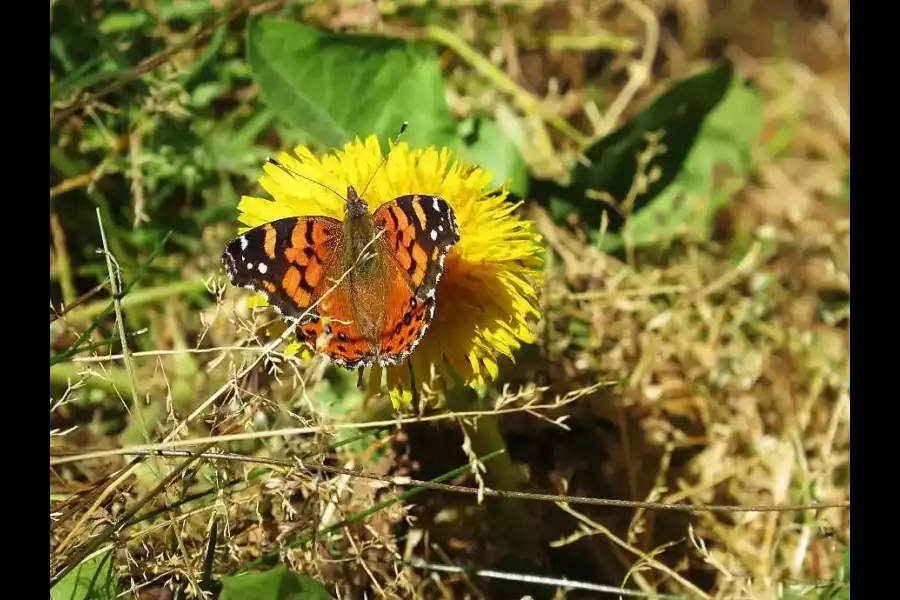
[50,0,849,598]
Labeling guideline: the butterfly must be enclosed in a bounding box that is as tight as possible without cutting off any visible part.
[221,166,461,369]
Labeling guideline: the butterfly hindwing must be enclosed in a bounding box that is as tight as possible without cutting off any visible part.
[221,216,342,322]
[295,279,378,368]
[373,194,460,300]
[374,258,437,364]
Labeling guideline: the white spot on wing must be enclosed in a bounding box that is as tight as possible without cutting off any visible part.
[246,262,254,270]
[432,198,440,211]
[240,236,249,250]
[438,225,444,232]
[430,229,438,241]
[258,263,268,274]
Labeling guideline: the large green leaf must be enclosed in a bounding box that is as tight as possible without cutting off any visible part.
[246,17,457,151]
[544,60,735,231]
[51,551,116,600]
[220,565,334,600]
[600,72,764,250]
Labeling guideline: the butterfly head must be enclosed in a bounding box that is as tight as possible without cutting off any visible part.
[345,185,369,221]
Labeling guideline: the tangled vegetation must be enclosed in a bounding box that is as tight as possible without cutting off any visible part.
[50,1,849,598]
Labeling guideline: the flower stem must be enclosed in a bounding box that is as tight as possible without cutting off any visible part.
[443,381,546,568]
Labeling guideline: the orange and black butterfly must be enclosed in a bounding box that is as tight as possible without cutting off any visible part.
[221,159,460,369]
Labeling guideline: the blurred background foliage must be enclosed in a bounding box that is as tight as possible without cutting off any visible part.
[50,1,849,598]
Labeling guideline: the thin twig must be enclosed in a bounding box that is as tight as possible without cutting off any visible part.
[50,231,174,366]
[48,391,602,466]
[50,282,107,324]
[50,167,103,199]
[593,0,660,138]
[556,501,709,599]
[404,559,689,599]
[96,208,146,437]
[553,284,689,303]
[89,449,851,515]
[70,345,305,365]
[50,212,77,306]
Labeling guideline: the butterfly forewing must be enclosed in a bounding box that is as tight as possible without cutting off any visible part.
[221,216,342,322]
[373,194,460,299]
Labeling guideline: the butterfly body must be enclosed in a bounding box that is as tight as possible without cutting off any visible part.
[337,186,391,354]
[222,185,460,368]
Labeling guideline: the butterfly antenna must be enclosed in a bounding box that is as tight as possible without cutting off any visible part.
[359,120,408,199]
[265,157,348,203]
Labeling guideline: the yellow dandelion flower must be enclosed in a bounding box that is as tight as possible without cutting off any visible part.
[223,135,543,407]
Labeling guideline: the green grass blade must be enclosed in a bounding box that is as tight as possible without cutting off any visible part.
[49,231,173,366]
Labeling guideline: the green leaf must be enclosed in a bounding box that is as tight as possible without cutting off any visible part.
[246,17,457,151]
[98,11,152,34]
[547,60,735,231]
[839,546,850,582]
[782,582,850,600]
[51,550,116,600]
[836,166,850,205]
[50,53,126,104]
[600,72,764,250]
[190,81,227,107]
[220,565,334,600]
[157,0,216,21]
[780,546,850,600]
[459,113,529,196]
